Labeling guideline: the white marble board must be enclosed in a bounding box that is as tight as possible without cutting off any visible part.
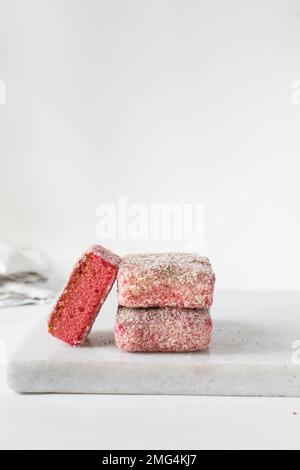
[7,290,300,396]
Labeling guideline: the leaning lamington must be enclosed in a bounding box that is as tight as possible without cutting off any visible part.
[48,245,121,346]
[118,253,215,309]
[115,306,212,352]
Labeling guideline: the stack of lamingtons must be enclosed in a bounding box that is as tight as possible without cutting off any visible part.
[48,246,216,353]
[115,253,216,352]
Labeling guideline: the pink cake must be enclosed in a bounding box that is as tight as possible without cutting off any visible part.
[48,245,121,346]
[118,253,215,309]
[115,306,212,352]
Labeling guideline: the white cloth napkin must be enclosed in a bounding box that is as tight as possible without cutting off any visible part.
[0,240,53,307]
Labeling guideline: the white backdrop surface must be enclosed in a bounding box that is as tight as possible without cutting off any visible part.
[1,0,300,289]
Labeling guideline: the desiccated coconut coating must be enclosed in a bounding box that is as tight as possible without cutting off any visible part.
[118,253,215,309]
[48,245,121,346]
[115,306,212,352]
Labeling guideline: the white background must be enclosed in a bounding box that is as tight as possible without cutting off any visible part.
[1,0,300,289]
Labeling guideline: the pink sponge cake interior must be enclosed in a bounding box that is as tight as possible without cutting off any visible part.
[48,245,121,346]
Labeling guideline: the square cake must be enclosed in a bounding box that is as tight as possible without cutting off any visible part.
[48,245,121,346]
[118,253,215,309]
[115,306,212,352]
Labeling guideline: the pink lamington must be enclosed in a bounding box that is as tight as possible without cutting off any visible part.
[118,253,215,309]
[48,245,121,346]
[115,306,212,352]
